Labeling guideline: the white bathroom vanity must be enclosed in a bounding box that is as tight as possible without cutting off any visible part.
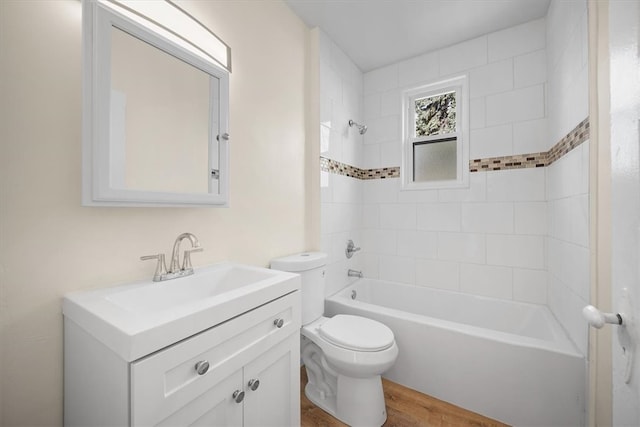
[63,262,301,426]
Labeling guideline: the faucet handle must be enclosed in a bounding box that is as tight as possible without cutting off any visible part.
[182,247,204,270]
[140,254,168,282]
[345,239,361,258]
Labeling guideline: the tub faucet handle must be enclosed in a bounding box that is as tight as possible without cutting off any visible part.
[345,239,361,258]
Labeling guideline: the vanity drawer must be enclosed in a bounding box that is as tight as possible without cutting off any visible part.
[130,291,300,426]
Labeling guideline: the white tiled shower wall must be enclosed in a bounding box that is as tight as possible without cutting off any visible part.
[546,0,590,355]
[360,169,547,302]
[318,29,366,296]
[319,0,589,355]
[360,18,550,303]
[319,30,364,169]
[363,18,547,166]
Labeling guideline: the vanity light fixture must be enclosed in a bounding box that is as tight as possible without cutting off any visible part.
[97,0,231,72]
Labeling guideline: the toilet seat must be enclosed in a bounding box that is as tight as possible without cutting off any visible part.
[319,315,394,352]
[302,316,398,379]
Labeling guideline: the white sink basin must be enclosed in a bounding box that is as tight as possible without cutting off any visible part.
[63,262,300,361]
[105,266,276,313]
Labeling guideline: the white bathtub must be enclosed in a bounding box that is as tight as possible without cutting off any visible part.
[325,279,586,427]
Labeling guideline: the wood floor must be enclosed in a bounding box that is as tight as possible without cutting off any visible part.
[300,368,509,427]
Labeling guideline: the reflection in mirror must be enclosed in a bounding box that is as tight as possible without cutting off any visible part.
[110,27,217,194]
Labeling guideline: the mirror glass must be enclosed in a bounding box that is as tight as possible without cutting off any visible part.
[82,0,230,207]
[110,27,218,194]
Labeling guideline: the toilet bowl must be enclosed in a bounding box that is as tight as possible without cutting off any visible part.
[270,252,398,426]
[301,315,398,426]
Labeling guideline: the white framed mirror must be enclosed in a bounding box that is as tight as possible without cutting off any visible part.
[82,0,230,207]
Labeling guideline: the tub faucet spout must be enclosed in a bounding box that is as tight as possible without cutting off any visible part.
[348,269,363,278]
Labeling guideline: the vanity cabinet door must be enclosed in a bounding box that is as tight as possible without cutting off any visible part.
[243,333,300,427]
[154,369,243,427]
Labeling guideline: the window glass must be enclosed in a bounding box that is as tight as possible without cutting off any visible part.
[413,138,457,181]
[402,76,468,190]
[414,91,456,137]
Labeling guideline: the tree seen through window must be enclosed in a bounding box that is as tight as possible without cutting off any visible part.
[414,91,456,137]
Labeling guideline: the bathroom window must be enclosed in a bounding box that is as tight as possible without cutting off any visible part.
[401,76,469,190]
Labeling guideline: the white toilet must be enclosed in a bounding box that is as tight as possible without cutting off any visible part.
[270,252,398,427]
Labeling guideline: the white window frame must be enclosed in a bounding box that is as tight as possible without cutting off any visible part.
[401,75,469,190]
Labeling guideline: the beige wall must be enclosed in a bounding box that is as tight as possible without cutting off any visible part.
[0,1,316,425]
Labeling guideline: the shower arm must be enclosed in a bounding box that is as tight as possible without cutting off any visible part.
[348,119,367,135]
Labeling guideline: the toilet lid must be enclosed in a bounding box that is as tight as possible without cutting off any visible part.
[319,315,394,352]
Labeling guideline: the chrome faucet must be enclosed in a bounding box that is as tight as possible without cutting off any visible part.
[170,232,202,273]
[141,233,203,282]
[345,240,361,259]
[348,269,363,278]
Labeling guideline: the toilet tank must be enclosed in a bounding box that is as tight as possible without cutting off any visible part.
[270,252,327,325]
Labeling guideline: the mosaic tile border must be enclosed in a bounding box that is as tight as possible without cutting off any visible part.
[321,118,590,179]
[546,118,590,165]
[469,118,590,172]
[320,157,400,180]
[469,152,547,172]
[363,166,401,179]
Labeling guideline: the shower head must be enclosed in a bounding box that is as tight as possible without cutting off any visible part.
[349,119,368,135]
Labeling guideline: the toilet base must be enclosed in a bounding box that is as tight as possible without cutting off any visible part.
[305,373,387,427]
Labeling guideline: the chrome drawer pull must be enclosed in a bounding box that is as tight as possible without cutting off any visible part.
[232,390,245,403]
[273,318,284,328]
[248,378,260,391]
[194,360,210,375]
